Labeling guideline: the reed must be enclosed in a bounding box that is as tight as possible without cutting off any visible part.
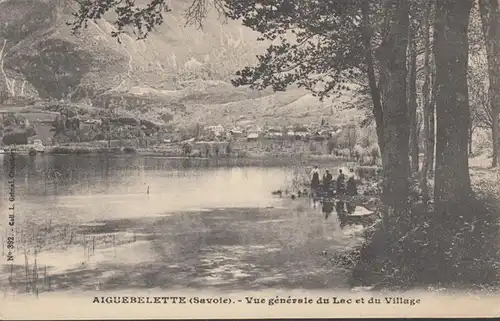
[113,234,117,258]
[15,227,19,254]
[33,250,38,294]
[24,249,29,292]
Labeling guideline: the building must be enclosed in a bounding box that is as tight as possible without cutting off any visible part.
[291,126,310,138]
[228,127,244,138]
[267,128,283,138]
[204,124,225,137]
[246,132,259,141]
[251,126,264,133]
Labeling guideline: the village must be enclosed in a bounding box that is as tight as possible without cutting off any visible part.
[201,121,341,142]
[1,99,373,161]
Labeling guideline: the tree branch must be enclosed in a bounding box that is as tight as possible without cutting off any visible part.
[68,0,227,41]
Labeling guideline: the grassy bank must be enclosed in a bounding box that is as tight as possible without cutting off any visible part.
[5,143,369,168]
[344,166,500,291]
[4,135,382,163]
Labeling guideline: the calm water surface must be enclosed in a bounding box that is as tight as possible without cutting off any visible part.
[2,155,311,222]
[0,154,361,292]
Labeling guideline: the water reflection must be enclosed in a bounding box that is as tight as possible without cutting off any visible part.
[1,155,308,224]
[0,155,362,292]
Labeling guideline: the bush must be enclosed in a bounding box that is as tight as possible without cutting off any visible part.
[355,166,380,179]
[2,129,29,145]
[337,148,351,159]
[75,148,92,155]
[47,146,72,154]
[370,145,380,159]
[122,147,137,154]
[353,145,365,162]
[327,139,337,154]
[113,117,138,126]
[351,196,500,290]
[190,149,202,158]
[47,146,93,154]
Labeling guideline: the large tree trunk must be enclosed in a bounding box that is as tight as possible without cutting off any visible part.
[408,22,419,173]
[429,63,437,176]
[421,0,433,205]
[479,0,500,168]
[361,1,385,166]
[434,0,474,209]
[377,0,411,218]
[468,121,474,155]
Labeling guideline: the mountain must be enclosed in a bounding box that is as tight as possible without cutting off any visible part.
[0,0,365,127]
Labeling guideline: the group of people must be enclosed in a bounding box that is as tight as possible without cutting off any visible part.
[309,165,358,214]
[310,166,357,195]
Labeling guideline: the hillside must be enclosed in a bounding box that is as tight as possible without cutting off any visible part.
[0,0,365,127]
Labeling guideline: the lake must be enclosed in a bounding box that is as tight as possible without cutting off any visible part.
[0,154,364,294]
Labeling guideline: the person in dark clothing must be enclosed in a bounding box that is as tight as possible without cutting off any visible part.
[310,166,320,192]
[322,170,333,196]
[346,176,357,196]
[323,170,333,185]
[336,169,347,194]
[335,169,347,214]
[322,201,334,219]
[346,176,358,214]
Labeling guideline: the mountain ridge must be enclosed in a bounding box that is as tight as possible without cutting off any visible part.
[0,0,364,127]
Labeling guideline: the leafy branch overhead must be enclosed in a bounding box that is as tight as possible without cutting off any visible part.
[68,0,368,99]
[226,0,366,100]
[68,0,226,41]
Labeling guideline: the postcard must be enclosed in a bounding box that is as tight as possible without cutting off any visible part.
[1,0,500,319]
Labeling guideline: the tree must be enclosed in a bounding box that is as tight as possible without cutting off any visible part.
[69,0,227,41]
[70,0,414,216]
[345,125,358,157]
[194,123,202,140]
[469,53,495,132]
[183,142,193,156]
[468,52,490,155]
[2,129,29,145]
[376,0,411,218]
[408,14,420,173]
[421,0,435,204]
[433,0,474,209]
[68,1,385,157]
[361,1,386,160]
[224,0,396,170]
[478,0,500,167]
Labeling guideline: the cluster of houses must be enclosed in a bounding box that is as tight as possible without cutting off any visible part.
[203,124,342,142]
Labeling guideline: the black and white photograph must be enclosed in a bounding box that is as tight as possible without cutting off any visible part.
[1,0,500,319]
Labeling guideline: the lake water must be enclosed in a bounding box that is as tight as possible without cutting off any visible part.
[0,155,345,223]
[2,155,305,223]
[0,154,363,293]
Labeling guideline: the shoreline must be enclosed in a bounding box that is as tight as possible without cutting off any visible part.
[2,144,366,167]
